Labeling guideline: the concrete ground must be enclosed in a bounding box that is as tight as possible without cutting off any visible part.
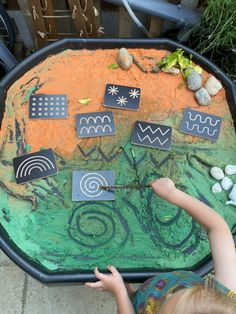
[0,250,117,314]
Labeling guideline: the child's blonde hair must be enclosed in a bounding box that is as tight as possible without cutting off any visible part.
[172,285,236,314]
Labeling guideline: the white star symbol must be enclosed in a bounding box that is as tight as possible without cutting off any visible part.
[129,89,140,99]
[117,96,128,106]
[108,85,119,96]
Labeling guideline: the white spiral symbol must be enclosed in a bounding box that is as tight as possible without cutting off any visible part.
[80,173,108,198]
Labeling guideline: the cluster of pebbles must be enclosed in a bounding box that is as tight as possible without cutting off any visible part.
[187,71,222,106]
[210,166,236,206]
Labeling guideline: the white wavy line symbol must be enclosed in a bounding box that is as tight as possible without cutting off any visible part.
[79,115,111,124]
[16,156,55,178]
[138,123,170,136]
[188,112,220,126]
[185,122,218,136]
[80,173,108,198]
[80,125,112,134]
[137,133,169,146]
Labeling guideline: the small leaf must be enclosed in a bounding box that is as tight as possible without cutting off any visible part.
[107,63,119,69]
[79,98,91,105]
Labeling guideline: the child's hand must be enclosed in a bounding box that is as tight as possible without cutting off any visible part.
[85,266,126,296]
[150,178,176,200]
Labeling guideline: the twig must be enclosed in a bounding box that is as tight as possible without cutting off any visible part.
[100,184,151,190]
[131,54,148,73]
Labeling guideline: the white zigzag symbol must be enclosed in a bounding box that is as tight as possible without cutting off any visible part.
[81,125,112,134]
[185,122,218,136]
[137,133,169,146]
[79,115,111,124]
[138,123,170,136]
[188,112,220,126]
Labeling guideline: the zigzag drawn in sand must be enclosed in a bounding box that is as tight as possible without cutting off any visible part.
[185,122,218,136]
[188,112,221,126]
[80,125,112,134]
[79,115,111,125]
[137,133,169,146]
[138,123,170,136]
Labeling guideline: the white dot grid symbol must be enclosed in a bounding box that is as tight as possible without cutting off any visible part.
[61,107,65,110]
[62,97,65,100]
[32,113,35,116]
[50,112,53,116]
[38,112,42,116]
[32,97,36,101]
[80,173,108,198]
[45,107,48,111]
[39,97,42,100]
[32,102,36,106]
[39,108,42,111]
[50,102,54,106]
[39,102,42,106]
[45,102,48,105]
[56,97,59,100]
[61,112,65,115]
[56,107,59,111]
[56,112,59,115]
[56,102,59,105]
[61,102,65,105]
[45,97,48,100]
[44,112,48,116]
[32,108,36,111]
[50,97,54,100]
[50,107,53,111]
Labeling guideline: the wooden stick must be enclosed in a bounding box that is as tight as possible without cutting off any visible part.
[131,54,148,73]
[100,184,151,190]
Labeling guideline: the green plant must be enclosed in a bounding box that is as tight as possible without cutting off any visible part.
[186,0,236,80]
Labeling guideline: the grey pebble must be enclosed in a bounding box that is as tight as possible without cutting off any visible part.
[205,76,222,96]
[186,70,202,91]
[195,87,211,106]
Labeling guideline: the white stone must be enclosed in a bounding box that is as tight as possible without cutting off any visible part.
[225,165,236,175]
[226,184,236,206]
[221,177,233,191]
[205,76,222,96]
[117,47,133,70]
[162,67,180,75]
[212,183,222,193]
[210,167,224,180]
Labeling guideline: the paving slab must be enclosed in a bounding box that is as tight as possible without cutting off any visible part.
[0,249,14,267]
[0,264,25,314]
[24,276,117,314]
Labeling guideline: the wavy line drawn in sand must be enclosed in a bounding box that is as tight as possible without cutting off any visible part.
[180,108,222,141]
[76,111,116,138]
[72,171,115,201]
[131,121,172,150]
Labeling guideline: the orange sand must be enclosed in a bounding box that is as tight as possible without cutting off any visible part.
[1,49,231,160]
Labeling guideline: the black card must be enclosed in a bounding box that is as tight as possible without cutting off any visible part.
[104,84,141,111]
[29,94,68,119]
[13,148,58,184]
[180,108,222,141]
[131,121,172,150]
[72,171,115,201]
[76,111,116,138]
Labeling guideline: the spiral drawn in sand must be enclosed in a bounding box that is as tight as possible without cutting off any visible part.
[80,173,108,198]
[68,203,129,249]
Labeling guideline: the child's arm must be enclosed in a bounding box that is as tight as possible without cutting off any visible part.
[85,266,135,314]
[151,178,236,292]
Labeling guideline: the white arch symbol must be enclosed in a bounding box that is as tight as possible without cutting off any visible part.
[16,156,54,178]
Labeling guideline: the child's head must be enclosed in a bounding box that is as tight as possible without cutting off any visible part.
[159,285,236,314]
